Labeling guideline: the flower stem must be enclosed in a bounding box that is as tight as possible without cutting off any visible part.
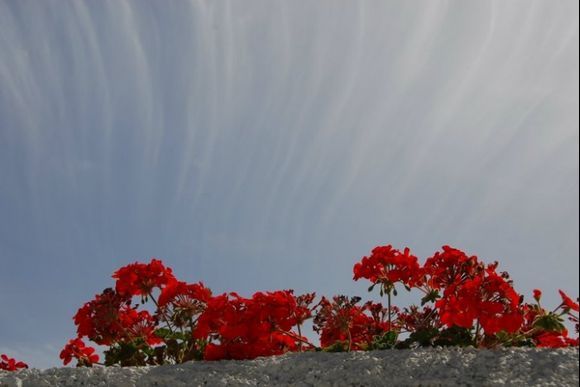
[150,294,175,334]
[387,288,392,330]
[278,329,319,350]
[347,328,352,352]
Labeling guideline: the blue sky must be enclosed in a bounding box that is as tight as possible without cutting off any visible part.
[0,1,578,368]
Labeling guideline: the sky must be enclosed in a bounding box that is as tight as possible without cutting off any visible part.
[0,1,578,368]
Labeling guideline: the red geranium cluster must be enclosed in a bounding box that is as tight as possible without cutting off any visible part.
[194,290,315,360]
[47,246,577,369]
[60,338,99,366]
[424,247,523,336]
[73,288,161,347]
[313,296,393,351]
[60,258,318,366]
[353,245,579,349]
[112,259,176,298]
[0,354,27,371]
[2,245,575,370]
[519,289,579,348]
[353,246,421,288]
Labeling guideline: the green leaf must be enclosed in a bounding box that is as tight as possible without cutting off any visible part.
[155,328,172,339]
[421,290,440,306]
[104,342,147,367]
[323,341,349,352]
[369,330,398,350]
[494,331,533,347]
[154,328,188,341]
[434,327,474,347]
[534,314,566,333]
[408,328,439,347]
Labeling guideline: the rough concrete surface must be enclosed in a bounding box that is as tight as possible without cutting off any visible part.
[1,347,578,386]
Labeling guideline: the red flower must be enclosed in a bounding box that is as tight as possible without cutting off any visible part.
[520,303,541,332]
[353,245,421,287]
[399,305,442,333]
[533,289,542,302]
[313,296,391,350]
[112,258,176,297]
[73,288,161,345]
[194,290,312,360]
[558,290,579,312]
[422,246,480,290]
[73,288,132,345]
[0,354,28,371]
[436,265,523,335]
[119,309,162,346]
[294,292,316,326]
[203,343,226,361]
[158,280,212,328]
[436,294,478,329]
[250,290,300,331]
[193,293,230,341]
[59,339,99,367]
[535,329,578,348]
[158,280,212,308]
[476,269,523,335]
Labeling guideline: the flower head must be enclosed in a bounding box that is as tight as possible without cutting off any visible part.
[59,339,99,367]
[422,246,480,290]
[112,258,176,297]
[194,290,312,360]
[558,290,579,312]
[73,288,131,345]
[0,354,28,371]
[535,329,578,348]
[158,280,212,307]
[533,289,542,302]
[436,265,523,335]
[313,296,392,350]
[119,309,162,346]
[353,245,421,288]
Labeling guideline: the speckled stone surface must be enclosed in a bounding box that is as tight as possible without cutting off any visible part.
[1,347,578,386]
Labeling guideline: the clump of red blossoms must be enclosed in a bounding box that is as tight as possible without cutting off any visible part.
[559,290,580,312]
[523,289,579,348]
[73,288,131,346]
[313,296,394,351]
[157,279,212,328]
[53,247,577,369]
[353,245,421,329]
[351,245,578,349]
[0,354,28,371]
[112,258,176,298]
[435,264,523,335]
[62,258,317,366]
[353,245,422,288]
[194,290,316,360]
[60,338,99,367]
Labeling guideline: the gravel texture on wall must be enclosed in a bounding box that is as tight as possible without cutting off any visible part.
[1,347,578,386]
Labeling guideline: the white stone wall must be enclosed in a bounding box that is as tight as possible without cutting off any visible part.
[0,347,578,386]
